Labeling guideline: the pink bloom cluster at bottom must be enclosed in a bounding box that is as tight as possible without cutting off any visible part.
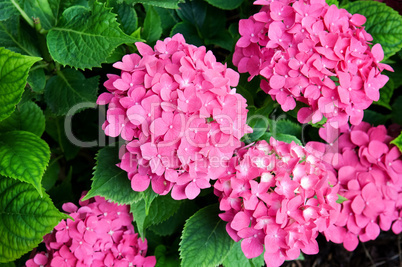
[317,122,402,251]
[26,194,156,267]
[214,139,340,267]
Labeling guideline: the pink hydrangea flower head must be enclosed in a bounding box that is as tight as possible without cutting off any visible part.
[26,192,156,267]
[234,0,392,128]
[317,122,402,251]
[214,138,340,267]
[98,34,252,200]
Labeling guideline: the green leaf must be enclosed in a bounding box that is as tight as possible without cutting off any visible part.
[336,194,348,204]
[0,261,15,267]
[27,67,46,93]
[44,68,99,116]
[0,101,45,136]
[390,132,402,153]
[41,158,60,191]
[262,132,302,145]
[364,109,390,126]
[177,0,207,30]
[344,1,402,60]
[150,200,198,236]
[123,0,185,9]
[142,5,162,44]
[0,176,67,263]
[180,204,233,267]
[47,2,140,69]
[154,7,180,35]
[0,17,41,57]
[0,0,18,21]
[110,1,138,35]
[223,241,264,267]
[84,145,142,205]
[205,29,234,51]
[171,21,203,46]
[154,245,181,267]
[0,47,41,122]
[392,95,402,125]
[204,0,243,10]
[0,131,50,195]
[131,193,181,237]
[325,0,339,7]
[45,116,79,161]
[243,99,275,143]
[20,0,61,30]
[268,119,302,140]
[374,78,394,110]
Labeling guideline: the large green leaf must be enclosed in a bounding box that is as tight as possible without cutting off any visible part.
[363,109,390,126]
[47,2,140,69]
[0,47,41,122]
[0,101,45,136]
[27,67,46,93]
[0,131,50,195]
[84,146,142,205]
[142,5,162,43]
[110,1,138,35]
[20,0,61,30]
[131,192,181,237]
[222,241,264,267]
[0,176,67,263]
[374,78,394,110]
[45,116,79,161]
[180,204,233,267]
[344,1,402,60]
[44,68,99,115]
[171,21,203,46]
[390,132,402,153]
[243,98,275,143]
[268,119,302,140]
[0,17,41,57]
[204,0,243,10]
[0,0,18,21]
[177,0,207,30]
[124,0,185,9]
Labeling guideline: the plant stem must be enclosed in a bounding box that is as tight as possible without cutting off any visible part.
[10,0,34,28]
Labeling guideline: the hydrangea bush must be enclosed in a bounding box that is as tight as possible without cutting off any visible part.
[316,122,402,251]
[233,0,392,128]
[0,0,401,267]
[97,33,251,200]
[26,193,156,267]
[214,139,340,267]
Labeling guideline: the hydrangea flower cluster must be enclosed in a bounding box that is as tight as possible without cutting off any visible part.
[213,138,340,267]
[233,0,392,128]
[97,33,252,200]
[317,122,402,251]
[26,194,156,267]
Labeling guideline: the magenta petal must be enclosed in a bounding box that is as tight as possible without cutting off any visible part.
[185,182,200,200]
[131,174,150,192]
[269,75,285,89]
[127,105,146,125]
[351,195,365,215]
[350,130,369,146]
[140,142,158,160]
[365,221,380,240]
[231,212,250,231]
[241,237,264,259]
[343,232,359,251]
[368,140,388,159]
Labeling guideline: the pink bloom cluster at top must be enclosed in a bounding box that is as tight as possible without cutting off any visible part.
[317,122,402,251]
[26,194,156,267]
[213,138,340,267]
[97,33,252,200]
[233,0,392,128]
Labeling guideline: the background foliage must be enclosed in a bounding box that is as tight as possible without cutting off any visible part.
[0,0,401,266]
